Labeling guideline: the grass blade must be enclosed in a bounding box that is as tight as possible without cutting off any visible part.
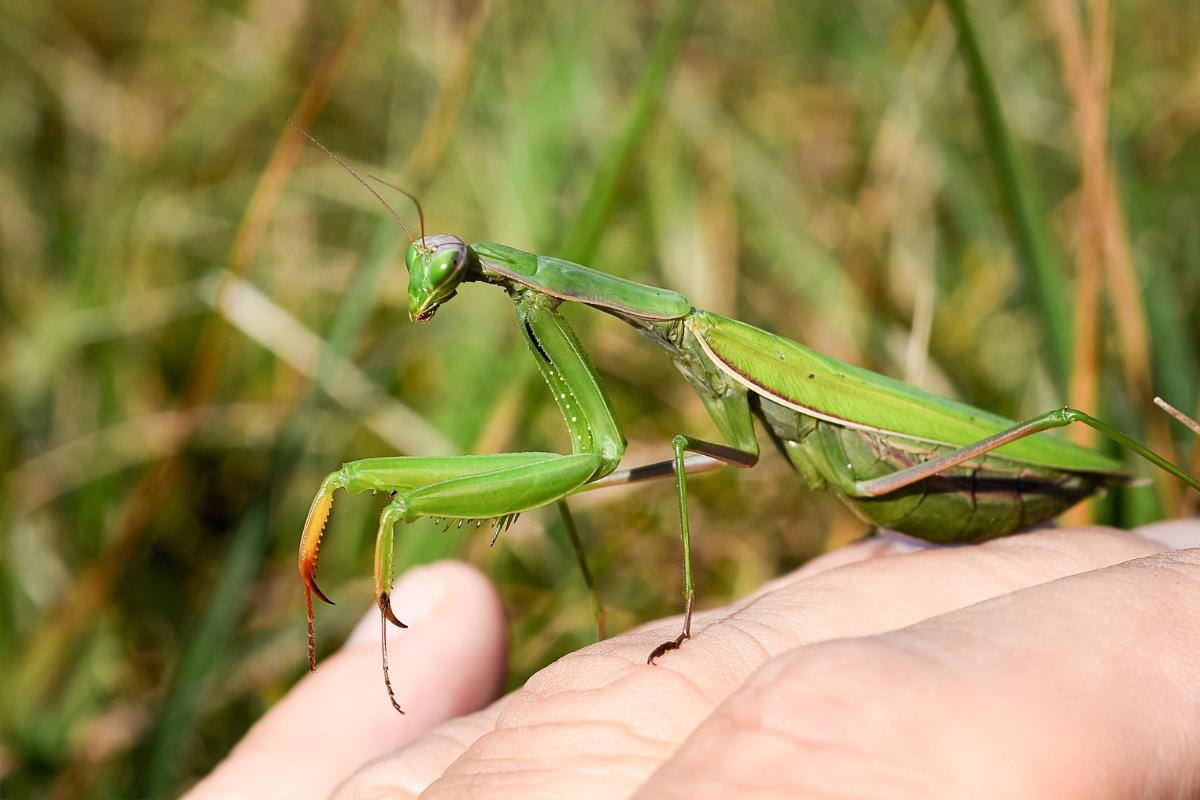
[944,0,1073,391]
[558,0,703,264]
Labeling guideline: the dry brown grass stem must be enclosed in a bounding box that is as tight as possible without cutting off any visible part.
[1047,0,1104,445]
[1154,396,1200,437]
[403,0,496,186]
[1154,396,1200,510]
[1046,0,1180,516]
[1192,401,1200,508]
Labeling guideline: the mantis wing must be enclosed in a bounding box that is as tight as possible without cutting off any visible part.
[688,310,1123,475]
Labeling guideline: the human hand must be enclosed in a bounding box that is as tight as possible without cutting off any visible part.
[187,521,1200,799]
[182,561,508,800]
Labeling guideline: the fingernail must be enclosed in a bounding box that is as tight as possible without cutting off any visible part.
[345,563,453,646]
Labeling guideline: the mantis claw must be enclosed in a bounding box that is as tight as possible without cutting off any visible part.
[648,593,694,664]
[298,475,344,672]
[647,631,690,664]
[302,570,335,606]
[302,560,334,672]
[378,591,408,629]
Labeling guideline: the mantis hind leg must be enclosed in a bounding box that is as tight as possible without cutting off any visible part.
[852,407,1200,498]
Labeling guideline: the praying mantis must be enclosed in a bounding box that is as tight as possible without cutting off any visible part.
[291,125,1200,713]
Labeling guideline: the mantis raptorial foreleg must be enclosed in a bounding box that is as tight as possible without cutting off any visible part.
[300,455,565,644]
[852,406,1200,498]
[299,452,601,711]
[299,293,633,710]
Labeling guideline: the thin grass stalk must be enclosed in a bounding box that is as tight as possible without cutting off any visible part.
[1191,398,1200,512]
[558,0,703,264]
[1046,0,1107,524]
[1088,13,1180,514]
[402,0,496,186]
[196,0,385,404]
[1047,0,1180,514]
[1046,0,1103,434]
[943,0,1073,392]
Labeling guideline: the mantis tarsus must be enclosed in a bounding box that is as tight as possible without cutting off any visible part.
[291,124,1200,714]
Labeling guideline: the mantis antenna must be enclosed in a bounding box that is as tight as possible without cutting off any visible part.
[368,173,426,244]
[287,119,418,246]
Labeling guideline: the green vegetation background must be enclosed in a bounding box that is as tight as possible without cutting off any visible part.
[1,0,1197,796]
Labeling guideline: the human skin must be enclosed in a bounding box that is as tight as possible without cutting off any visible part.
[184,520,1200,799]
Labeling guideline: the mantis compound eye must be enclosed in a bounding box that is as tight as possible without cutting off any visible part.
[405,234,470,321]
[430,250,461,284]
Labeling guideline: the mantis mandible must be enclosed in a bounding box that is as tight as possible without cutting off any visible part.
[291,124,1200,713]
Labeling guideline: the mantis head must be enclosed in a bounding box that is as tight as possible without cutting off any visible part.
[406,234,470,322]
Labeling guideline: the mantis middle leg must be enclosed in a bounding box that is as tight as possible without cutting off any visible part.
[619,390,762,662]
[645,435,759,663]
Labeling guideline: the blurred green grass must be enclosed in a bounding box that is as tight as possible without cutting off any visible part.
[2,0,1198,796]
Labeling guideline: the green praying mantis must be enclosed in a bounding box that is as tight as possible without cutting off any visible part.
[291,124,1200,713]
